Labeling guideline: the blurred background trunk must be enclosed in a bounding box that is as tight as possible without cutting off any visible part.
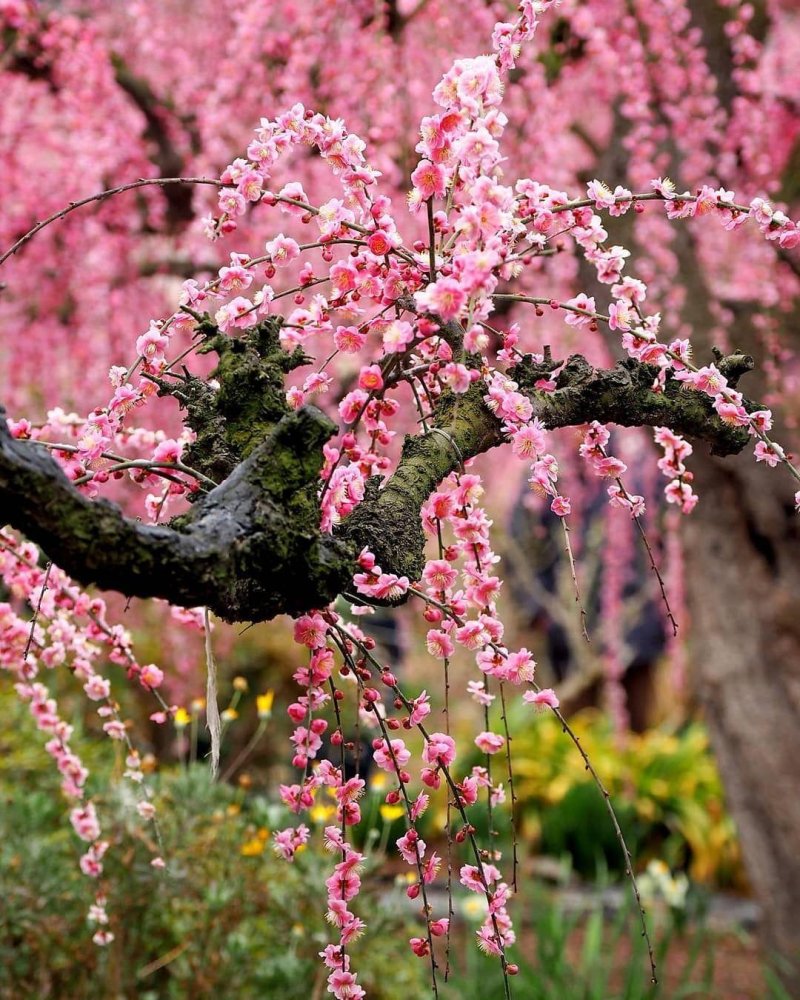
[685,451,800,980]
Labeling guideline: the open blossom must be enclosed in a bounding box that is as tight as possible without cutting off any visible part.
[140,663,164,688]
[422,559,458,591]
[426,629,454,659]
[422,732,456,767]
[460,862,501,893]
[475,731,505,754]
[500,647,536,684]
[373,738,411,771]
[754,441,784,467]
[273,824,310,861]
[264,233,300,266]
[411,159,447,200]
[510,421,547,459]
[397,830,426,864]
[467,680,495,707]
[357,365,384,392]
[563,293,595,327]
[83,675,110,701]
[293,614,328,648]
[137,800,156,821]
[586,178,616,210]
[70,803,101,842]
[334,325,367,353]
[215,296,255,332]
[415,276,468,320]
[523,688,560,711]
[103,719,127,740]
[409,691,431,726]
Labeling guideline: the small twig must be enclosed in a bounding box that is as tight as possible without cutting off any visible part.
[22,561,53,663]
[0,177,222,268]
[560,517,590,642]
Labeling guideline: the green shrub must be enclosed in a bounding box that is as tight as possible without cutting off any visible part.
[0,684,426,1000]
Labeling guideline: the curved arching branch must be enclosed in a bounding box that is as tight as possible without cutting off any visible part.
[341,350,753,583]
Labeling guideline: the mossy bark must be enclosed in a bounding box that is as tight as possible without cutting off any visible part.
[0,334,757,622]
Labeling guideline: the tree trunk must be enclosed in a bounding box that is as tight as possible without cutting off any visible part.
[685,449,800,980]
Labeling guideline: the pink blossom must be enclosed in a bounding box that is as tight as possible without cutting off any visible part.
[475,731,505,754]
[102,720,127,740]
[523,688,560,711]
[411,159,447,200]
[293,614,328,648]
[83,675,110,701]
[265,234,300,266]
[334,326,367,353]
[140,663,164,688]
[70,803,101,842]
[415,277,468,320]
[422,732,456,767]
[357,365,383,392]
[426,629,454,659]
[373,738,411,771]
[397,830,426,864]
[754,441,784,467]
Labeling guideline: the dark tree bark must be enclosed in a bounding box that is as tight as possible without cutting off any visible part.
[685,453,800,979]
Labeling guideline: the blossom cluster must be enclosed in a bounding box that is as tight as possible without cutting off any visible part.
[0,531,171,942]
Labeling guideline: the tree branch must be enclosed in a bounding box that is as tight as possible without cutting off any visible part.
[0,344,755,621]
[0,405,355,622]
[340,352,752,585]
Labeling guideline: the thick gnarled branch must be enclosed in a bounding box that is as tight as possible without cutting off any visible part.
[0,406,355,622]
[1,351,755,622]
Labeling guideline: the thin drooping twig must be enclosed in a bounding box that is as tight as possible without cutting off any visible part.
[22,560,53,663]
[204,608,221,778]
[560,517,590,642]
[406,586,658,986]
[603,456,679,637]
[328,628,439,999]
[550,704,658,984]
[0,177,223,268]
[497,683,519,893]
[336,623,514,1000]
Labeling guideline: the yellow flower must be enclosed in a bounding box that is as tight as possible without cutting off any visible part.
[173,707,191,729]
[241,837,265,857]
[310,804,336,824]
[191,698,206,713]
[369,772,389,792]
[221,707,238,722]
[257,690,275,719]
[233,676,249,692]
[380,804,404,823]
[461,896,489,921]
